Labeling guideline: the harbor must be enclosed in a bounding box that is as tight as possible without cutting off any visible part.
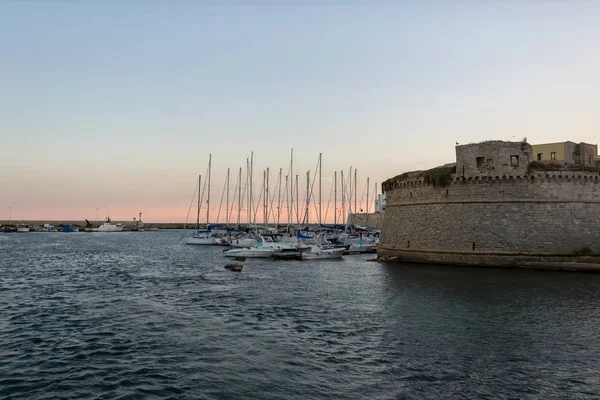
[3,1,600,398]
[2,150,384,263]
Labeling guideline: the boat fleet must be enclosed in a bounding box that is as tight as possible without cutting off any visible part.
[183,151,380,261]
[187,229,378,261]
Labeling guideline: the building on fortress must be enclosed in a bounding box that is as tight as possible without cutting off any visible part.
[531,141,597,165]
[378,140,600,271]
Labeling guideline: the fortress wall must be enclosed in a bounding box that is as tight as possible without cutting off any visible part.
[379,174,600,267]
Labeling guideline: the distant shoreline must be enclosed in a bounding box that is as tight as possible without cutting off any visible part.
[0,221,196,229]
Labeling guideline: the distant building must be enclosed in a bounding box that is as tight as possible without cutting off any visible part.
[375,193,386,213]
[531,141,597,166]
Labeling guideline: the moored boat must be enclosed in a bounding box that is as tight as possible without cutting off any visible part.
[186,235,216,245]
[343,243,378,255]
[224,247,275,258]
[93,217,125,232]
[301,246,344,260]
[186,156,220,246]
[16,224,30,233]
[228,237,258,248]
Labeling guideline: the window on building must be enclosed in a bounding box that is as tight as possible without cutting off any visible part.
[510,155,519,166]
[589,156,592,164]
[476,157,485,168]
[551,152,556,160]
[537,153,542,161]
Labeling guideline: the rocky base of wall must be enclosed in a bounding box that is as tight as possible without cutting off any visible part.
[377,246,600,272]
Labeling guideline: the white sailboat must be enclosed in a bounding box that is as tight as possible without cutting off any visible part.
[187,155,219,245]
[224,246,275,258]
[228,237,258,248]
[223,236,276,258]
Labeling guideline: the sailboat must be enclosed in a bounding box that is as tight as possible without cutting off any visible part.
[187,155,219,245]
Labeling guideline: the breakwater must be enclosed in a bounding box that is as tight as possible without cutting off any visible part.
[0,220,188,229]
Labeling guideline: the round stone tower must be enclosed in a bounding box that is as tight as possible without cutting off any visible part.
[378,141,600,270]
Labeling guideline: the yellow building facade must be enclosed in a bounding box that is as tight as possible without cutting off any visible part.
[531,141,597,165]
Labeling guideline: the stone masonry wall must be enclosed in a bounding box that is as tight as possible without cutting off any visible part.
[456,141,532,179]
[379,172,600,267]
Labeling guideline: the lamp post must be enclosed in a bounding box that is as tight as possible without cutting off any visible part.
[96,208,99,225]
[8,207,12,224]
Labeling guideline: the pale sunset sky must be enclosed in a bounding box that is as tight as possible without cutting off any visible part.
[1,1,599,222]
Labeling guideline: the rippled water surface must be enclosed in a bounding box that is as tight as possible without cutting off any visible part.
[2,231,600,399]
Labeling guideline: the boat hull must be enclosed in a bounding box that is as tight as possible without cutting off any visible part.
[224,248,275,258]
[186,236,218,245]
[16,224,31,233]
[94,226,124,232]
[272,252,302,261]
[301,246,344,260]
[343,246,378,255]
[302,252,344,260]
[228,238,257,248]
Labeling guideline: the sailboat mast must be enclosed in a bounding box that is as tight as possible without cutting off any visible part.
[318,153,322,228]
[264,170,267,230]
[290,149,294,229]
[237,167,242,226]
[349,167,353,218]
[366,176,370,228]
[285,175,290,231]
[206,154,212,227]
[305,170,310,226]
[266,168,270,226]
[354,168,357,224]
[366,177,370,214]
[250,151,254,225]
[247,158,250,227]
[341,171,345,226]
[226,168,230,227]
[334,171,337,225]
[197,175,201,233]
[277,168,282,226]
[295,174,299,229]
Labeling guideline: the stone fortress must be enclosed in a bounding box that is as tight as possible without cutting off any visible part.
[378,140,600,270]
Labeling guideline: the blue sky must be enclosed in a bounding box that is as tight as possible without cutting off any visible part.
[1,1,599,221]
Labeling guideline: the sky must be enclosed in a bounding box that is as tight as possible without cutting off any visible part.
[1,0,599,222]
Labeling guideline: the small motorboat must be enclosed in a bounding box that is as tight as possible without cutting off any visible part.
[301,246,344,260]
[343,244,378,255]
[16,224,30,233]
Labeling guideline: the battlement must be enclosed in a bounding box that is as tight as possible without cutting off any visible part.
[384,171,600,190]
